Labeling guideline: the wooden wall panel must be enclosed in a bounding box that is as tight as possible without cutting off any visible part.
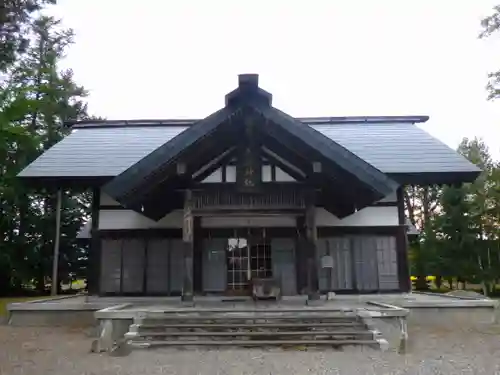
[146,239,170,294]
[202,239,227,292]
[169,239,185,293]
[376,236,399,290]
[100,239,122,293]
[352,236,379,292]
[317,237,353,291]
[121,239,145,293]
[271,238,297,296]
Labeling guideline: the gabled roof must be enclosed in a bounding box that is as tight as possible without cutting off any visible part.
[18,75,480,189]
[100,74,398,213]
[17,118,480,185]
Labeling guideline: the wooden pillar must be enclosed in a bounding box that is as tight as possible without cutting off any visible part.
[295,216,308,294]
[305,191,320,301]
[50,189,62,296]
[396,186,411,293]
[88,188,101,295]
[182,190,194,302]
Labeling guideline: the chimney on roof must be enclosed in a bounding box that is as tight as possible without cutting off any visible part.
[225,73,272,107]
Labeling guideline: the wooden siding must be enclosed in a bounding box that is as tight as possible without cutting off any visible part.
[375,236,399,290]
[100,239,122,293]
[317,235,399,293]
[191,187,305,211]
[271,238,297,295]
[168,239,184,293]
[99,234,400,295]
[146,239,170,293]
[353,236,379,291]
[121,239,145,293]
[202,239,227,292]
[201,216,297,228]
[99,237,184,295]
[318,237,353,291]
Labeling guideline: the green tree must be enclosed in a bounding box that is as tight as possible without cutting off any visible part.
[0,0,56,71]
[480,5,500,100]
[459,139,500,294]
[431,138,500,295]
[404,185,442,290]
[0,13,91,295]
[435,184,477,287]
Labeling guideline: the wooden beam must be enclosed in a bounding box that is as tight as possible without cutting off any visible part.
[114,119,241,206]
[261,147,306,181]
[258,133,313,176]
[260,118,387,204]
[191,147,237,182]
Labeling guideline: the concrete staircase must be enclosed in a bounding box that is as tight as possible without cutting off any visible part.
[124,309,383,349]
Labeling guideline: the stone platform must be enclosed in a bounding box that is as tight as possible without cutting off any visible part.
[7,292,498,329]
[7,293,498,353]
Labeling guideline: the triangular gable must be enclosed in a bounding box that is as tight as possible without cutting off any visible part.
[103,74,399,218]
[252,105,398,197]
[104,106,239,203]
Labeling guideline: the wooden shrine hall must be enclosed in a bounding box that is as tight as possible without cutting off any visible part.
[18,74,481,301]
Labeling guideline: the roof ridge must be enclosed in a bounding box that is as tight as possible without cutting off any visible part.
[70,115,429,129]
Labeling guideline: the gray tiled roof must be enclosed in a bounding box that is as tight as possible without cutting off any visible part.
[313,123,478,174]
[19,126,188,177]
[18,120,480,178]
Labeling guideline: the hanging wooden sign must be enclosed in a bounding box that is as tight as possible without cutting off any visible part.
[236,116,261,192]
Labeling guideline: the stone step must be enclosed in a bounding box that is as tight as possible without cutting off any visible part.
[129,339,380,348]
[136,315,359,324]
[130,322,364,331]
[126,330,374,339]
[135,308,356,314]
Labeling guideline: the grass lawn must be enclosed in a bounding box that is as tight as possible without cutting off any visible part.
[0,297,46,317]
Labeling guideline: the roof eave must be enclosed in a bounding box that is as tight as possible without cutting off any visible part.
[389,170,481,185]
[254,104,400,197]
[17,175,111,189]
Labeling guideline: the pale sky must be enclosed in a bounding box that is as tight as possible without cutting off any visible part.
[49,0,500,159]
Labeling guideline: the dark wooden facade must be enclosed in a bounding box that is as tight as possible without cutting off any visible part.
[84,74,414,299]
[88,184,411,297]
[17,73,483,301]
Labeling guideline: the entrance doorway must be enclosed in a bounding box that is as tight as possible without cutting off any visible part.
[226,230,272,294]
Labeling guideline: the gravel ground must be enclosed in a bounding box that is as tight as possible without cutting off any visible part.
[1,325,500,375]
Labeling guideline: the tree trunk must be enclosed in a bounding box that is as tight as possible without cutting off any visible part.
[35,273,45,293]
[481,282,489,297]
[415,276,429,291]
[435,275,442,289]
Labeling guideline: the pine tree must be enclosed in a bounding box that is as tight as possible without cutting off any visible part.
[0,14,90,295]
